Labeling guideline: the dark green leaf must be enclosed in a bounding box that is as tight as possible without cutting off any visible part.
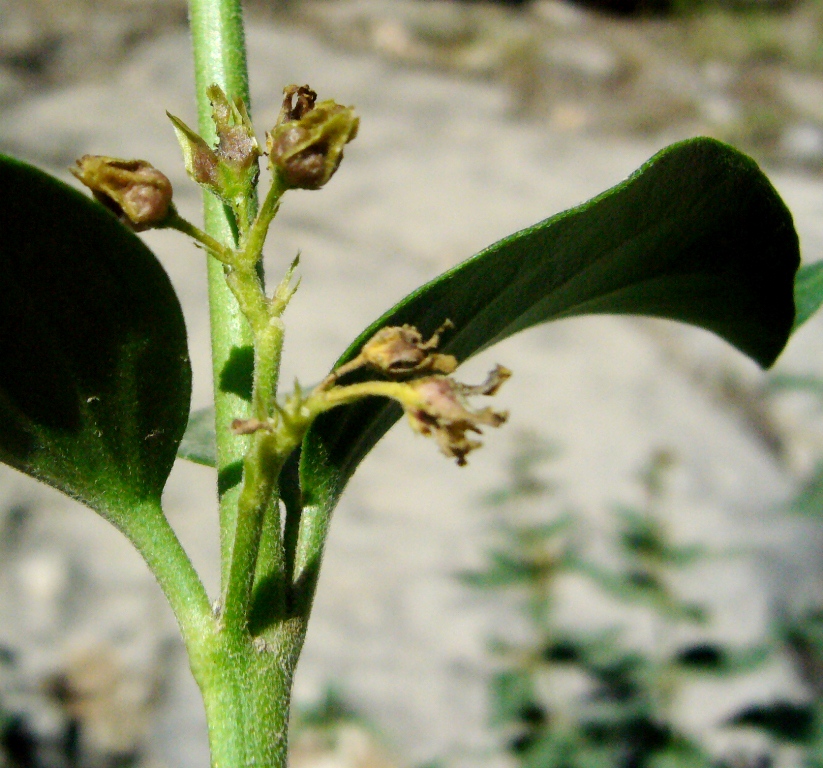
[543,638,584,664]
[0,155,191,522]
[297,138,799,522]
[729,702,815,744]
[178,406,217,467]
[521,730,574,768]
[793,261,823,333]
[648,739,715,768]
[674,643,771,675]
[459,551,545,588]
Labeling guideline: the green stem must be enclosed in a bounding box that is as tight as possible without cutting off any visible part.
[188,0,256,595]
[118,499,213,651]
[243,171,288,264]
[222,433,286,630]
[165,208,237,265]
[223,266,284,419]
[253,320,285,419]
[198,620,306,768]
[310,379,417,412]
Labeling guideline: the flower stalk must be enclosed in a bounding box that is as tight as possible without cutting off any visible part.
[70,3,510,762]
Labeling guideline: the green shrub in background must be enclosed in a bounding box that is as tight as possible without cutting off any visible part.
[462,444,809,768]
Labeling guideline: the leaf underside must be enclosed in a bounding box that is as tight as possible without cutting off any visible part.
[178,406,218,467]
[0,155,191,523]
[792,260,823,333]
[295,137,799,515]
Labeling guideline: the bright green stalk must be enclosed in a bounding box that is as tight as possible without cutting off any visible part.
[185,3,302,767]
[188,0,255,590]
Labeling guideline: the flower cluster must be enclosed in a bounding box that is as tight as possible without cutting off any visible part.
[322,323,510,466]
[70,84,509,467]
[167,85,261,217]
[73,83,360,239]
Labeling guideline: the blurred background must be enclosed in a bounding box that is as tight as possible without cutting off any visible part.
[2,1,823,767]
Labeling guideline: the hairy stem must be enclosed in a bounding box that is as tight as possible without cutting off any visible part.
[221,432,286,629]
[243,170,288,264]
[188,0,256,590]
[118,499,212,653]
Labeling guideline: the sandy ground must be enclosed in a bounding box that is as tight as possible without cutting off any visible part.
[2,13,823,768]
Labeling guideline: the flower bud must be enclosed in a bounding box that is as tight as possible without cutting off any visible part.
[167,113,219,188]
[167,85,261,211]
[71,155,173,232]
[360,324,457,376]
[320,321,456,390]
[266,84,359,190]
[208,84,260,173]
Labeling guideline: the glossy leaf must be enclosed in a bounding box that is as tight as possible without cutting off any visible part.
[296,137,799,518]
[0,155,191,523]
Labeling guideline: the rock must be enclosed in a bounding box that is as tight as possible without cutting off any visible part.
[780,122,823,167]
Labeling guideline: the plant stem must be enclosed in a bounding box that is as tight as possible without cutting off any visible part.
[198,620,306,768]
[243,170,288,263]
[165,208,238,265]
[188,0,256,591]
[221,432,286,628]
[117,499,213,653]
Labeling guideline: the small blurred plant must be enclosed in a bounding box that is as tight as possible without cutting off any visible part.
[0,646,12,766]
[289,687,397,768]
[463,442,781,768]
[716,372,823,764]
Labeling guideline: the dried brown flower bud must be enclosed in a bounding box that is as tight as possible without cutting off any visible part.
[230,418,272,435]
[321,321,456,389]
[168,85,260,212]
[266,84,359,190]
[71,155,173,232]
[208,84,260,175]
[277,84,317,123]
[403,365,511,466]
[360,323,457,376]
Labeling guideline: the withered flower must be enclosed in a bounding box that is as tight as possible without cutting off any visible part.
[403,365,511,466]
[168,85,260,210]
[266,84,359,190]
[71,155,173,232]
[276,84,317,123]
[320,321,457,388]
[230,418,272,435]
[360,323,457,375]
[208,84,260,175]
